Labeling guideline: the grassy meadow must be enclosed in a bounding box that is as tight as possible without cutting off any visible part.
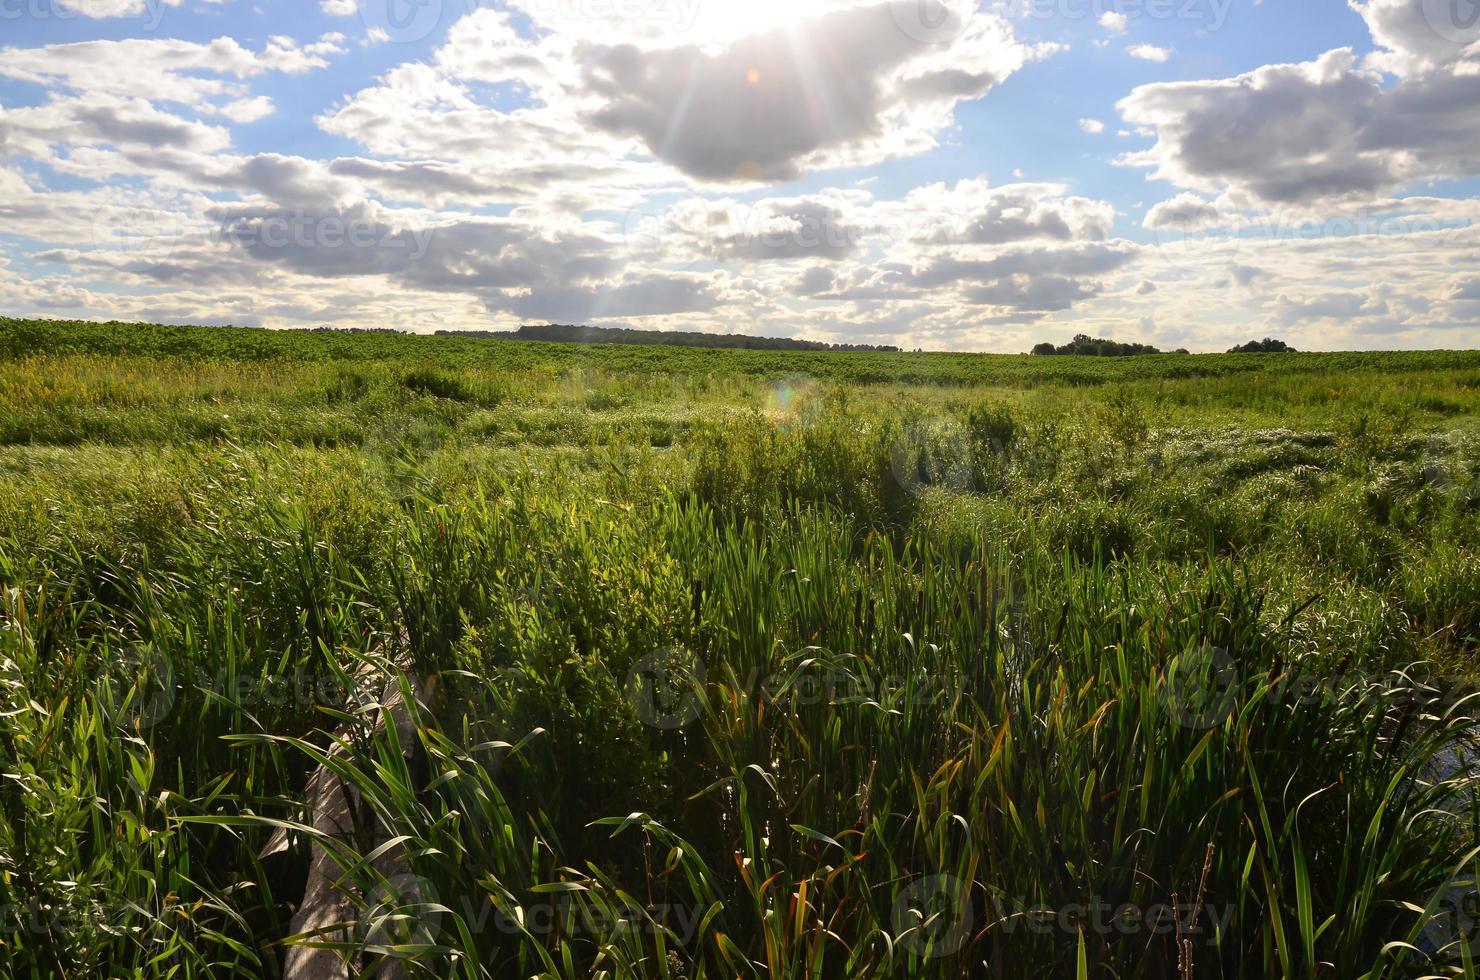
[2,317,1480,978]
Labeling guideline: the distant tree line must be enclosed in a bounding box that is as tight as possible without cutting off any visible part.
[1228,338,1297,353]
[434,323,902,352]
[1031,334,1168,357]
[1029,334,1300,357]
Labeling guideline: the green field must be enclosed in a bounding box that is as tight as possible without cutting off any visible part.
[2,318,1480,978]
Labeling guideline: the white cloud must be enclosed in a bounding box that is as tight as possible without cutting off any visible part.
[899,241,1140,310]
[1079,118,1105,134]
[0,34,346,112]
[635,193,873,264]
[902,179,1116,244]
[51,0,225,19]
[0,95,234,163]
[1118,3,1480,208]
[1274,288,1388,325]
[217,96,276,124]
[321,0,357,13]
[1352,0,1480,75]
[322,3,1058,187]
[1143,193,1222,230]
[1126,44,1172,62]
[0,0,1476,350]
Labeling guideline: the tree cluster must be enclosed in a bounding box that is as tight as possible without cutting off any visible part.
[1228,338,1297,353]
[1031,334,1164,357]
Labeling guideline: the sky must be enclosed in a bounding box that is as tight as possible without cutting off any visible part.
[0,0,1477,352]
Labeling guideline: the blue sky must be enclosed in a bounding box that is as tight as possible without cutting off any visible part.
[0,0,1477,350]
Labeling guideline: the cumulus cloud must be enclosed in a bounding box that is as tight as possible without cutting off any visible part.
[0,95,234,164]
[608,177,1134,323]
[0,34,346,142]
[322,3,1056,189]
[584,2,1048,181]
[217,96,276,124]
[1127,44,1173,62]
[326,156,639,209]
[1118,2,1480,207]
[199,198,735,322]
[1274,289,1390,325]
[1354,0,1480,75]
[51,0,225,18]
[794,265,837,296]
[1119,50,1393,204]
[1228,262,1267,287]
[898,241,1140,313]
[629,179,1118,270]
[1143,192,1222,230]
[504,274,721,321]
[0,35,344,103]
[903,179,1115,244]
[2,0,1475,349]
[906,242,1139,286]
[692,195,870,262]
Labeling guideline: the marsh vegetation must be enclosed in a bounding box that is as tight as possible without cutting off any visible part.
[1,319,1478,978]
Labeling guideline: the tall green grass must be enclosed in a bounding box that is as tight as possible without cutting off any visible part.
[0,326,1477,978]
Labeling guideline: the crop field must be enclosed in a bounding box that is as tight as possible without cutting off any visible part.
[2,318,1480,979]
